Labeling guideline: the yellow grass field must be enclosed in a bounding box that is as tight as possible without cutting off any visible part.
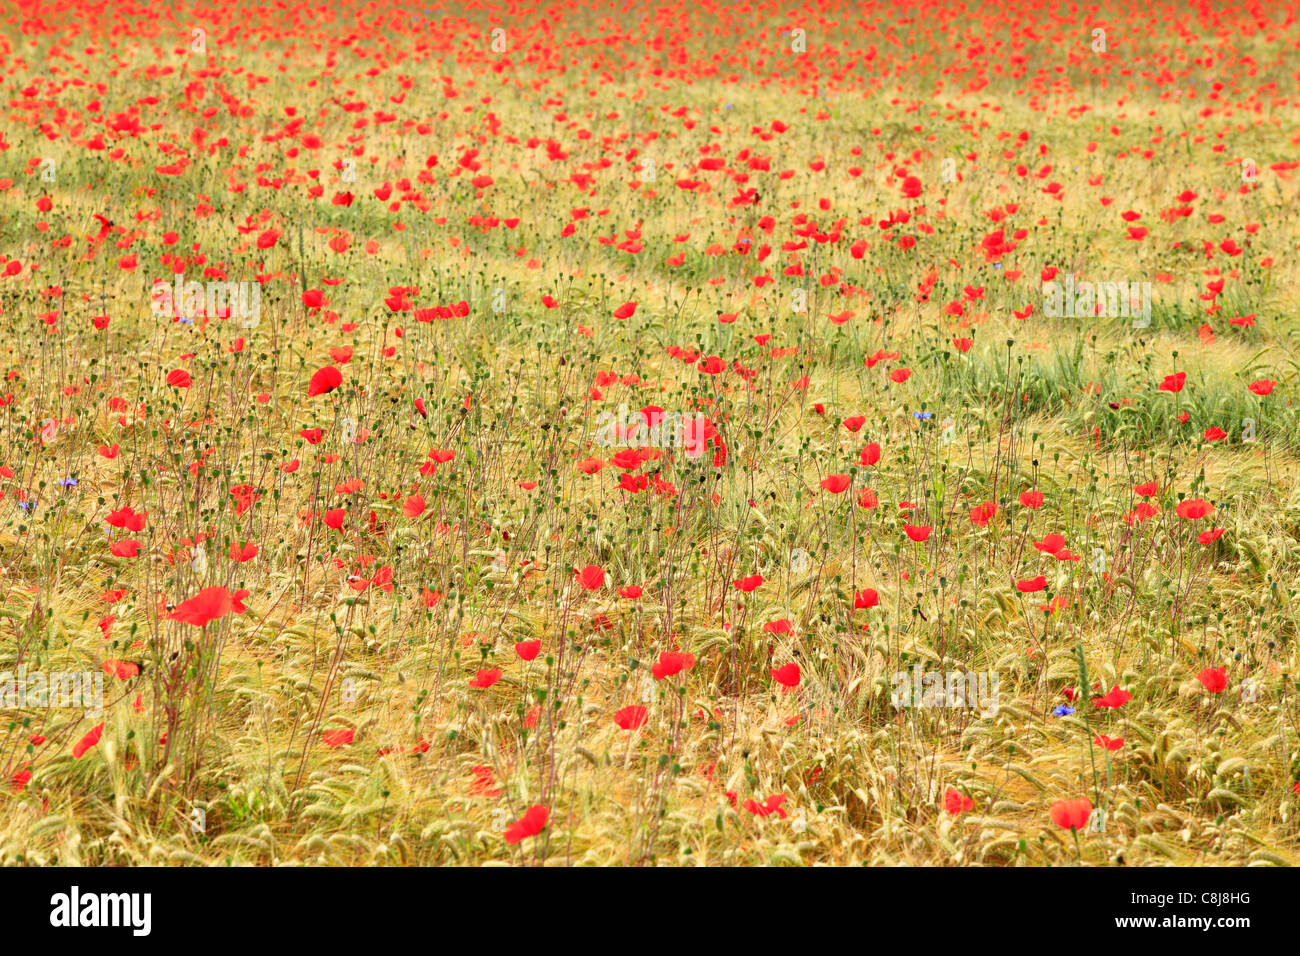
[1,0,1299,867]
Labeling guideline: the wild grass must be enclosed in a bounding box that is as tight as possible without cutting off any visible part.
[1,1,1299,866]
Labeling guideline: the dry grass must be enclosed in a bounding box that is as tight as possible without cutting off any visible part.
[1,0,1299,866]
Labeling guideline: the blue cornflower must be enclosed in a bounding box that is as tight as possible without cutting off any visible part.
[1052,704,1075,717]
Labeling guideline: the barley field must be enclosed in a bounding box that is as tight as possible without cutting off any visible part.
[2,0,1299,867]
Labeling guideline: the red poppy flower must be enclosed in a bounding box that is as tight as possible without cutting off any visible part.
[171,586,249,626]
[614,705,648,729]
[230,485,261,515]
[610,449,644,471]
[771,662,801,689]
[308,366,343,397]
[1125,502,1161,526]
[820,473,850,493]
[1158,372,1186,393]
[733,574,763,592]
[469,668,502,689]
[106,506,148,531]
[1033,533,1067,556]
[468,765,501,797]
[1092,686,1132,708]
[515,640,542,661]
[229,541,258,562]
[903,524,932,542]
[743,793,789,818]
[944,788,974,814]
[576,564,605,590]
[1175,498,1214,520]
[73,722,105,759]
[854,588,879,609]
[1050,798,1093,831]
[103,659,139,679]
[1197,666,1228,693]
[503,804,548,844]
[323,728,354,747]
[651,651,695,680]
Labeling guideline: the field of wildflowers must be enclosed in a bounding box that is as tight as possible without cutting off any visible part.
[2,0,1299,867]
